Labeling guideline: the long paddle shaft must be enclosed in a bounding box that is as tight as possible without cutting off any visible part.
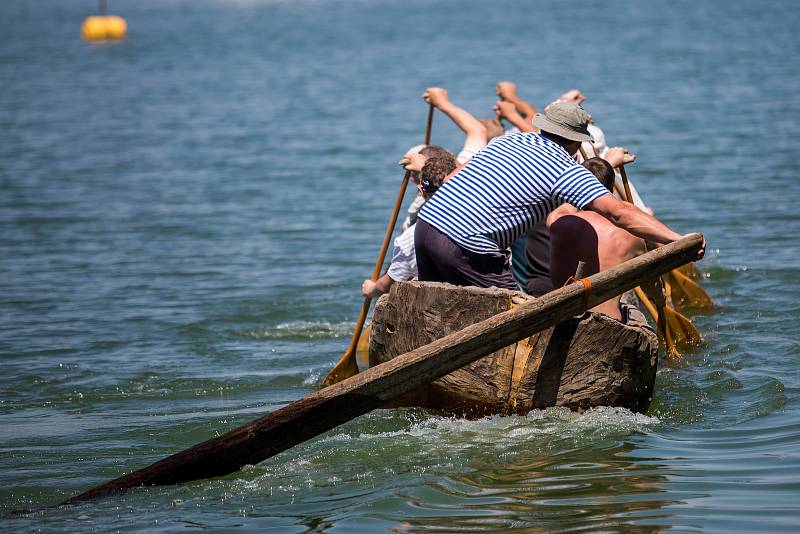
[322,104,435,386]
[613,167,709,317]
[633,287,681,365]
[57,235,703,506]
[424,101,434,145]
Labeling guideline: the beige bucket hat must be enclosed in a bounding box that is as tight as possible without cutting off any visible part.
[533,102,594,142]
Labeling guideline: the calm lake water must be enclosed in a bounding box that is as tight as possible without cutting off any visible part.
[2,0,799,531]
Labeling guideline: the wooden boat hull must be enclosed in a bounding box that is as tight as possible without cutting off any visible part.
[369,281,658,415]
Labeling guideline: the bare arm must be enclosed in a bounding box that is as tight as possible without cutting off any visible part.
[361,273,394,298]
[424,87,488,153]
[587,194,683,246]
[496,81,538,119]
[588,194,706,259]
[495,101,536,133]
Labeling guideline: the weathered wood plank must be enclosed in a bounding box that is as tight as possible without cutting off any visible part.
[62,233,703,504]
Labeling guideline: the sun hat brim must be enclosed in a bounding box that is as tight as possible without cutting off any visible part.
[533,114,594,142]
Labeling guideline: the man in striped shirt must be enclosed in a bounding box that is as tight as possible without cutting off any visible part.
[415,102,703,290]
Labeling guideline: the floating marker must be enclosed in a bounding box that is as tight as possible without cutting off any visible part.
[81,0,126,42]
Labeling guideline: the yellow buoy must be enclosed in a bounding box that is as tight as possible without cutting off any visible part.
[81,15,127,41]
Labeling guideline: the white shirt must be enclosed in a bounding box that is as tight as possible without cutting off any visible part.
[387,224,417,282]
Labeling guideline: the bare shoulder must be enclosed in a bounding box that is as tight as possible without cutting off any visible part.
[579,211,640,240]
[546,204,579,227]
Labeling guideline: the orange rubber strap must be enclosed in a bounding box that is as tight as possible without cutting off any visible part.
[580,278,592,313]
[563,276,593,314]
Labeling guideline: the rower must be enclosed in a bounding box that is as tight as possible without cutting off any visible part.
[519,147,641,297]
[548,157,657,323]
[414,102,705,289]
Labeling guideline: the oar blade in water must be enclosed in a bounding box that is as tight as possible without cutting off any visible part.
[321,348,359,386]
[664,307,703,349]
[668,269,714,310]
[676,262,703,279]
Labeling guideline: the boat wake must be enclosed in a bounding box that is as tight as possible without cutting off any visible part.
[342,406,659,454]
[223,406,661,499]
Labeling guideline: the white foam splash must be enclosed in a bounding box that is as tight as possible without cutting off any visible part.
[238,320,358,340]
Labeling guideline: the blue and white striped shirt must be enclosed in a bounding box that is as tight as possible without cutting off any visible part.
[418,133,610,255]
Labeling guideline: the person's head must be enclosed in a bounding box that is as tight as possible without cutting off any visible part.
[581,157,615,192]
[419,145,454,160]
[418,155,457,198]
[478,117,504,140]
[533,102,593,156]
[403,144,454,183]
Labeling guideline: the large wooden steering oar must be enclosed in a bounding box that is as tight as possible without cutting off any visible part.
[322,104,435,386]
[617,165,702,361]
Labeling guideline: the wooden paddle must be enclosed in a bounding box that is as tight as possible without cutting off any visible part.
[53,235,703,507]
[677,262,703,279]
[618,165,702,355]
[666,267,714,309]
[581,146,681,356]
[356,323,372,354]
[609,148,710,308]
[633,287,681,365]
[322,104,435,386]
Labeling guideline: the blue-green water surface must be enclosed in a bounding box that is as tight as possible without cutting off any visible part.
[1,0,799,531]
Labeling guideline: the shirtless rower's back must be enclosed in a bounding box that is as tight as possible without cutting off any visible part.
[547,156,646,322]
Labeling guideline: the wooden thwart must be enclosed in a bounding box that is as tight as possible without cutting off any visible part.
[62,234,703,505]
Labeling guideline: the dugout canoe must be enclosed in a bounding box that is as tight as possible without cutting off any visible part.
[369,281,658,415]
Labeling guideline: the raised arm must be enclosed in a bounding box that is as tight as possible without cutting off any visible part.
[424,87,487,154]
[602,146,636,168]
[496,81,538,119]
[495,100,536,133]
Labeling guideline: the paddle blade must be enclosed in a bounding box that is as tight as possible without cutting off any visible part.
[664,345,687,366]
[357,324,372,354]
[664,307,702,349]
[322,298,373,387]
[668,270,714,310]
[676,262,703,280]
[654,305,686,366]
[321,348,359,386]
